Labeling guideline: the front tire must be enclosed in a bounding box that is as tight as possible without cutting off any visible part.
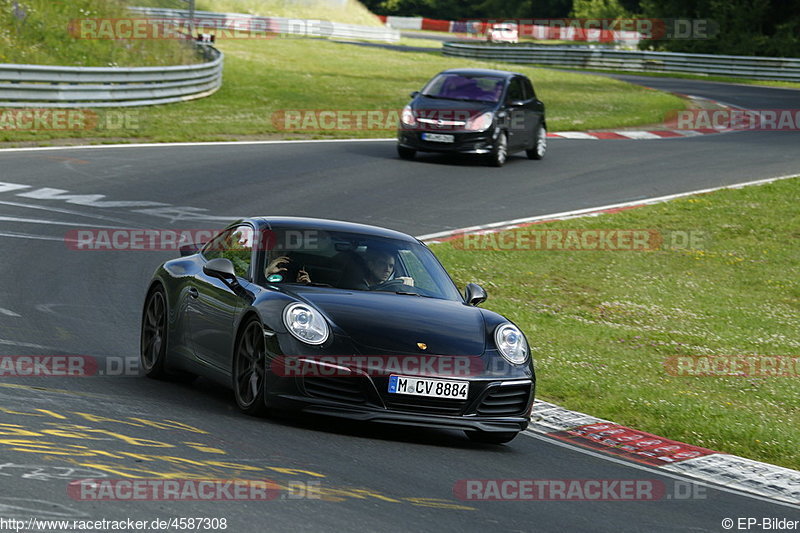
[141,286,169,379]
[488,131,508,167]
[526,124,546,160]
[397,145,416,160]
[233,318,270,416]
[465,430,519,444]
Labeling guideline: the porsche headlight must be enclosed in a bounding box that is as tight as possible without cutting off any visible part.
[494,323,528,364]
[401,104,416,127]
[283,303,329,345]
[466,111,493,132]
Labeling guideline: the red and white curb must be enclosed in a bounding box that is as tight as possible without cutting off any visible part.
[547,95,740,140]
[418,173,800,506]
[528,401,800,505]
[547,128,730,140]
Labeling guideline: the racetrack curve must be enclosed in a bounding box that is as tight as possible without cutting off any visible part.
[0,75,798,532]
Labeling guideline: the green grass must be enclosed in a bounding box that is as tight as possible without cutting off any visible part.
[0,0,201,66]
[431,177,800,469]
[135,0,383,27]
[195,0,382,27]
[0,37,685,144]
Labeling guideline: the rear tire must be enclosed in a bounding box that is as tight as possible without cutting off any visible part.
[465,430,519,444]
[488,132,508,167]
[233,318,270,417]
[397,145,416,160]
[526,124,546,160]
[141,286,169,379]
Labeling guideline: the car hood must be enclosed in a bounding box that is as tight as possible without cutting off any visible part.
[284,287,487,356]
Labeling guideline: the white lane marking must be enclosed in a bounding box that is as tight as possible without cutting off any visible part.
[0,200,149,226]
[0,339,54,350]
[416,172,800,241]
[0,138,398,153]
[616,131,663,139]
[549,132,599,139]
[672,129,704,137]
[0,183,30,194]
[0,231,66,242]
[0,216,126,229]
[0,308,20,317]
[131,206,242,222]
[16,187,166,208]
[522,432,800,510]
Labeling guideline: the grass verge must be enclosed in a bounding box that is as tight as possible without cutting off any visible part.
[431,176,800,469]
[0,0,200,66]
[1,37,686,144]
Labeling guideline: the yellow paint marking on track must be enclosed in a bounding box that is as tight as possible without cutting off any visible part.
[0,382,104,397]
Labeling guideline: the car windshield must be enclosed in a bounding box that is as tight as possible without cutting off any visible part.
[259,228,464,301]
[421,74,505,103]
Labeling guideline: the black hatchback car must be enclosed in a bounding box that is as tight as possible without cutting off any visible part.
[397,68,546,167]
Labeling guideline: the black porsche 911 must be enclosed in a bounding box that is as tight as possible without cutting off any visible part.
[141,217,535,443]
[396,68,546,167]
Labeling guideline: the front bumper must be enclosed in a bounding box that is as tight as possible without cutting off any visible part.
[397,128,499,154]
[267,370,534,434]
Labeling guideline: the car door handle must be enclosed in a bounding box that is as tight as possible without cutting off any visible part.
[188,287,199,299]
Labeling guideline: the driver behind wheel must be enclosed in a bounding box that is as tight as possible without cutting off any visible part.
[359,250,413,288]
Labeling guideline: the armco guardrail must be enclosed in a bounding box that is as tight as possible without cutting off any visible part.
[130,7,400,42]
[443,42,800,82]
[0,45,223,108]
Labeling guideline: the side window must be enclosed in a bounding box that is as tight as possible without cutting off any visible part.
[398,250,440,297]
[202,225,254,279]
[506,77,525,102]
[523,77,536,99]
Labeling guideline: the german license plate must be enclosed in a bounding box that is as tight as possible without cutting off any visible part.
[388,375,469,399]
[421,133,454,143]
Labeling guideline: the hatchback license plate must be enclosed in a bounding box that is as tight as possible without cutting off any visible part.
[388,375,468,399]
[421,133,454,143]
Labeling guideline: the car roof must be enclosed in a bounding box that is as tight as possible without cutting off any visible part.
[246,216,418,243]
[438,68,524,79]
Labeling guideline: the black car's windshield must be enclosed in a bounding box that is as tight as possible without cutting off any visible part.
[259,228,463,301]
[421,74,505,103]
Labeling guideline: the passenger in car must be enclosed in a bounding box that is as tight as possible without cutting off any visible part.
[265,255,310,283]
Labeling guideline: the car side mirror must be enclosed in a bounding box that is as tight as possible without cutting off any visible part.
[508,99,525,107]
[409,91,419,98]
[203,257,237,281]
[465,283,488,306]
